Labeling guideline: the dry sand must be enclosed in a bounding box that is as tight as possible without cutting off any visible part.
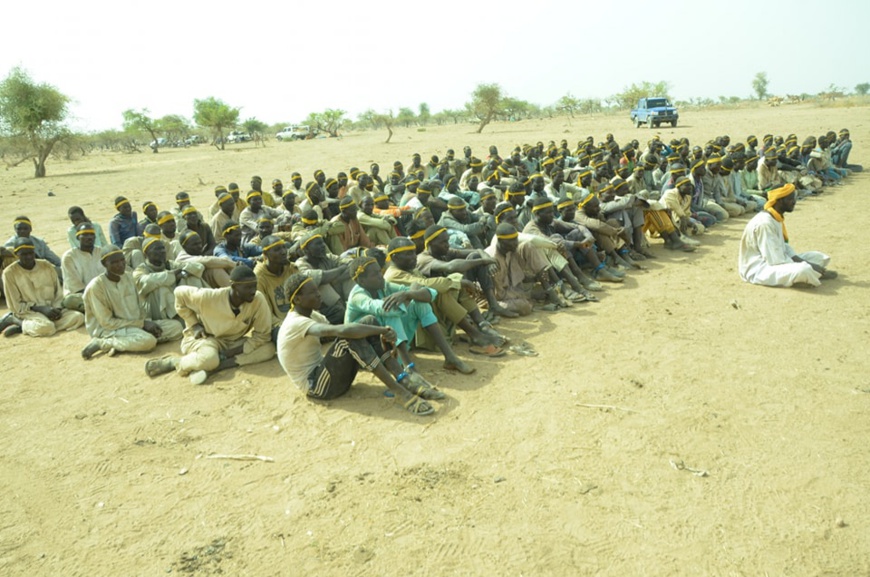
[1,104,869,576]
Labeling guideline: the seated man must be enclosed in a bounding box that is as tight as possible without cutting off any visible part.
[1,237,85,337]
[66,206,109,248]
[81,243,183,359]
[239,190,282,242]
[484,223,564,316]
[6,216,62,275]
[384,236,505,355]
[109,197,139,247]
[357,195,397,246]
[738,184,836,287]
[346,256,474,375]
[214,222,263,268]
[144,266,276,385]
[253,235,299,341]
[276,273,437,415]
[174,230,235,288]
[437,196,489,249]
[181,205,216,255]
[326,196,374,255]
[295,233,354,324]
[61,223,105,313]
[134,235,202,322]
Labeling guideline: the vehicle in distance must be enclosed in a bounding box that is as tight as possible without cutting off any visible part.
[630,98,679,128]
[276,125,316,141]
[226,131,252,143]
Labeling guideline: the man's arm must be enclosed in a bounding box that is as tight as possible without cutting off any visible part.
[307,321,393,340]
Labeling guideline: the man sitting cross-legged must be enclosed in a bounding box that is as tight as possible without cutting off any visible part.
[144,266,276,385]
[383,236,505,357]
[1,237,85,337]
[276,273,437,416]
[738,184,837,288]
[81,243,183,359]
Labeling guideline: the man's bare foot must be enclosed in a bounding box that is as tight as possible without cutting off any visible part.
[443,359,475,374]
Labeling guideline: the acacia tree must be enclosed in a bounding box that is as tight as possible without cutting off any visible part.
[193,97,240,150]
[467,83,504,133]
[611,81,672,109]
[305,109,347,137]
[558,93,580,117]
[418,103,431,125]
[0,67,70,177]
[157,114,191,143]
[752,72,769,100]
[122,109,160,152]
[855,83,870,96]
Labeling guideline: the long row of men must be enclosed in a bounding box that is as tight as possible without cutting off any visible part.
[0,129,858,416]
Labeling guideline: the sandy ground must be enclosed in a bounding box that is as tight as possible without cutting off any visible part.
[1,104,869,576]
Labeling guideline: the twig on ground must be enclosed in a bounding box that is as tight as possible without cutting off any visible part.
[206,454,274,462]
[575,403,638,413]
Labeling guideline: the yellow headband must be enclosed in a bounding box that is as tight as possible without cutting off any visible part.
[13,218,31,226]
[182,206,197,216]
[100,248,123,261]
[496,231,519,240]
[143,230,162,239]
[181,232,200,246]
[115,199,130,209]
[143,202,156,211]
[578,193,596,207]
[386,244,416,262]
[406,179,421,187]
[262,239,285,252]
[409,229,425,239]
[531,201,554,213]
[300,234,322,249]
[495,206,513,222]
[424,227,446,249]
[75,227,96,237]
[223,224,240,234]
[176,197,189,204]
[373,194,388,202]
[13,243,35,253]
[142,237,162,253]
[557,199,574,210]
[157,214,174,226]
[352,257,377,280]
[306,182,318,195]
[289,277,312,308]
[301,217,318,225]
[246,191,262,200]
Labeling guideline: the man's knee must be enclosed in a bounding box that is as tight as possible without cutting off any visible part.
[23,316,56,337]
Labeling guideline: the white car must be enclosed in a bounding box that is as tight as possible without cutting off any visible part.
[276,125,315,141]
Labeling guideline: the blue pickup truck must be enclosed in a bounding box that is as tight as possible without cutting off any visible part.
[630,98,679,128]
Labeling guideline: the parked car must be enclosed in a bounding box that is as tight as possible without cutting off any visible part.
[630,97,679,128]
[149,137,168,148]
[184,135,205,145]
[276,125,316,141]
[226,131,252,143]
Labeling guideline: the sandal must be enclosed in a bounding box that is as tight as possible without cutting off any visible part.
[468,343,506,357]
[399,395,434,416]
[407,373,446,400]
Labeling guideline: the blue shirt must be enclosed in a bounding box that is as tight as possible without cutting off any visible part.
[109,212,138,246]
[214,242,262,269]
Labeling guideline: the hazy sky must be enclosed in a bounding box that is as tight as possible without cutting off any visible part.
[3,0,868,132]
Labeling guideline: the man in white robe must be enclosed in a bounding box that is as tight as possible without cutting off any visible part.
[738,184,836,287]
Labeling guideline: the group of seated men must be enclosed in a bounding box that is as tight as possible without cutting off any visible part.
[0,128,858,416]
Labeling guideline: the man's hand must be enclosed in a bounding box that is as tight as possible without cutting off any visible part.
[143,320,163,338]
[380,326,397,347]
[382,291,412,311]
[33,305,62,320]
[191,323,206,339]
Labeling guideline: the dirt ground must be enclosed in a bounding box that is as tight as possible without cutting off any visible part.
[1,104,869,576]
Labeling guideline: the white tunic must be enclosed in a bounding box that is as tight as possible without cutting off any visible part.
[738,211,829,287]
